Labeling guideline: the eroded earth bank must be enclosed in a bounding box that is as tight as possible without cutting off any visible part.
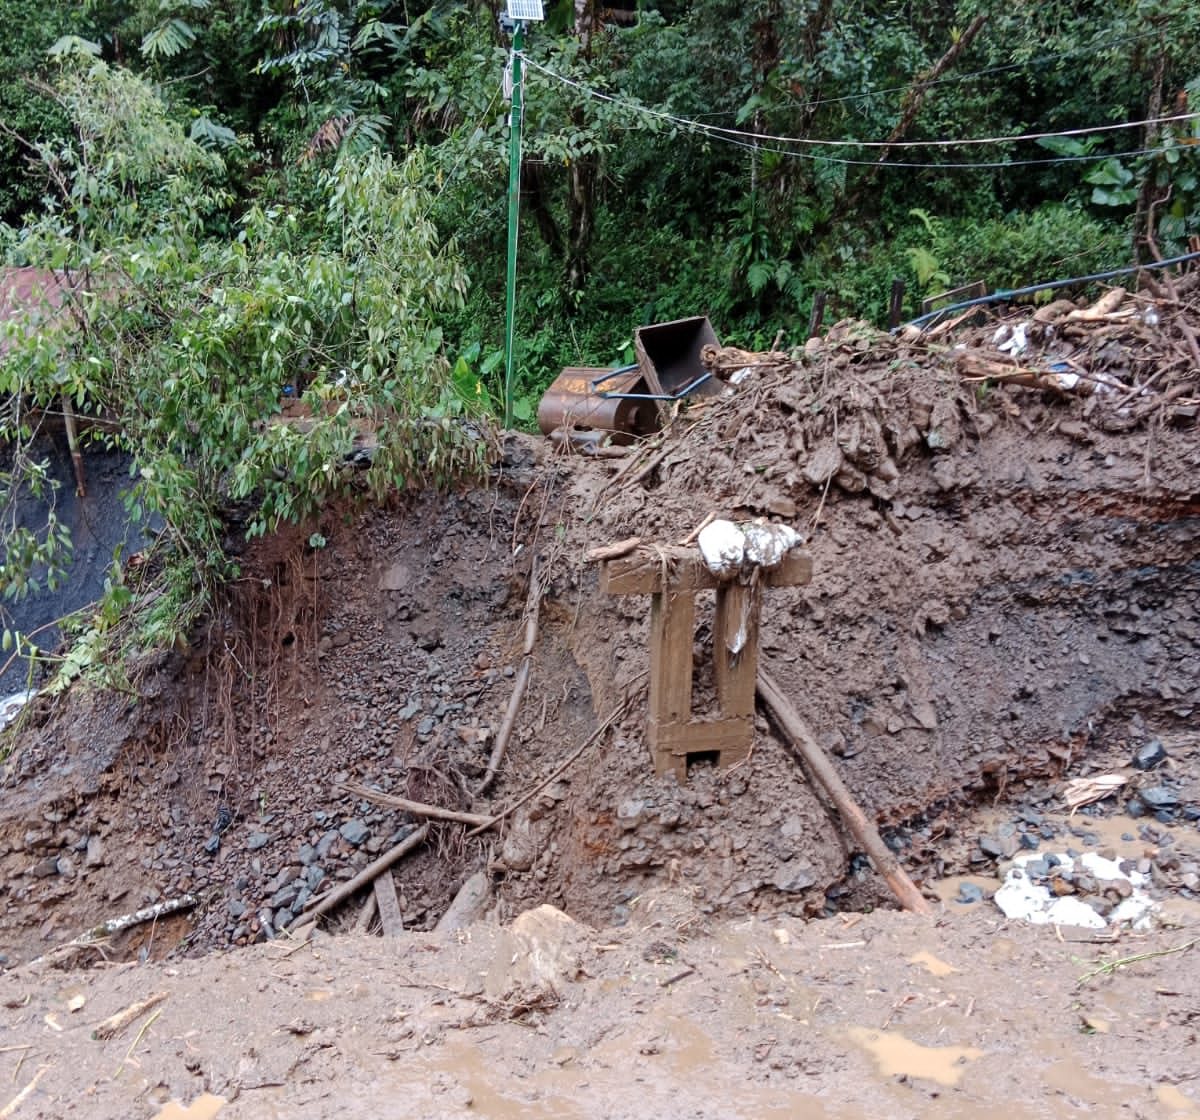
[2,292,1200,1117]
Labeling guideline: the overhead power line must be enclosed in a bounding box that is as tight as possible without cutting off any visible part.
[520,56,1199,152]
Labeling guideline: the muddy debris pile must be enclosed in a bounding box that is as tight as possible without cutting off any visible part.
[0,283,1198,966]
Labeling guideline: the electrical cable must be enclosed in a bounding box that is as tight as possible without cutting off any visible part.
[712,134,1173,170]
[520,55,1198,151]
[900,250,1200,331]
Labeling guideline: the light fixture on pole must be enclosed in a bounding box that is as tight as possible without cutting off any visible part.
[500,0,544,428]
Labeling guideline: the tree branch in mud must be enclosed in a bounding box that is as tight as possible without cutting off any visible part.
[466,682,645,839]
[339,783,493,827]
[756,667,932,916]
[24,896,198,968]
[476,559,543,797]
[301,824,430,926]
[92,992,169,1041]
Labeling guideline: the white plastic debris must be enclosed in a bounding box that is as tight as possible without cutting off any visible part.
[0,690,33,730]
[994,322,1028,356]
[742,522,802,569]
[697,519,745,578]
[994,850,1156,931]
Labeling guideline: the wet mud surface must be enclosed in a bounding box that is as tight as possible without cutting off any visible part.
[2,901,1200,1118]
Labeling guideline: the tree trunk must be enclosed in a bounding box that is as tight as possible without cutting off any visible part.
[565,146,597,296]
[1133,42,1167,262]
[564,0,598,298]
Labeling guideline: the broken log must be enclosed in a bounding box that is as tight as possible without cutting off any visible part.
[435,871,492,932]
[756,667,932,916]
[339,783,493,827]
[353,893,377,934]
[1066,287,1126,321]
[302,824,429,924]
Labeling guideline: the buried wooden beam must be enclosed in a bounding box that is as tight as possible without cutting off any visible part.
[302,824,429,925]
[373,871,404,937]
[756,667,932,917]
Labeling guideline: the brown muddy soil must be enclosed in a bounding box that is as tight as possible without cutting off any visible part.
[2,900,1200,1119]
[2,306,1199,962]
[0,296,1197,1116]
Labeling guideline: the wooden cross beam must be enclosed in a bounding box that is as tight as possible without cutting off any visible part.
[600,544,812,780]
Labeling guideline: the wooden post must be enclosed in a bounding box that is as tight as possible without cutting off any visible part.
[600,544,810,779]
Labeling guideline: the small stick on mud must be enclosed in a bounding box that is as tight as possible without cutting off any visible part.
[476,558,543,796]
[585,537,642,563]
[339,784,493,827]
[302,824,430,925]
[466,681,645,839]
[1076,937,1199,988]
[677,513,716,547]
[0,1066,47,1119]
[115,1009,161,1079]
[756,667,932,917]
[91,992,168,1041]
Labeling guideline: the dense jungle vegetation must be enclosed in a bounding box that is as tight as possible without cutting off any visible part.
[0,0,1197,674]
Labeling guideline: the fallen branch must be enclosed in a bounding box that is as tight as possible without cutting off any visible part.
[301,824,429,924]
[756,667,932,916]
[338,783,493,827]
[92,992,168,1041]
[466,681,644,839]
[476,559,543,796]
[27,896,197,967]
[0,1067,47,1119]
[80,896,195,944]
[1076,937,1198,987]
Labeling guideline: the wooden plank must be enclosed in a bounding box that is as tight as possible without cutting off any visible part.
[372,870,404,937]
[648,590,695,729]
[651,717,753,754]
[713,583,760,718]
[602,547,811,596]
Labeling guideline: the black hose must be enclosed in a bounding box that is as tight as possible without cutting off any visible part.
[900,249,1200,331]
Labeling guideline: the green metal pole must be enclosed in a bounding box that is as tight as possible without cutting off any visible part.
[502,22,525,429]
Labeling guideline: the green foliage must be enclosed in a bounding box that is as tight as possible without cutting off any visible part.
[2,58,484,659]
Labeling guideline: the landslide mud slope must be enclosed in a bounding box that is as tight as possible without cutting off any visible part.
[0,298,1197,963]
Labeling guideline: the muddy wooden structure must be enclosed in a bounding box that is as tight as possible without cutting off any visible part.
[600,543,812,780]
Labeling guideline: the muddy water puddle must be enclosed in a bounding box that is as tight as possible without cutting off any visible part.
[846,1026,981,1087]
[412,1026,850,1120]
[1158,1083,1200,1115]
[152,1094,226,1120]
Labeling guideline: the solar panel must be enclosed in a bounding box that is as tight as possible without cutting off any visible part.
[507,0,545,20]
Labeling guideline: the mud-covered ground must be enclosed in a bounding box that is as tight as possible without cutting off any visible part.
[3,899,1200,1119]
